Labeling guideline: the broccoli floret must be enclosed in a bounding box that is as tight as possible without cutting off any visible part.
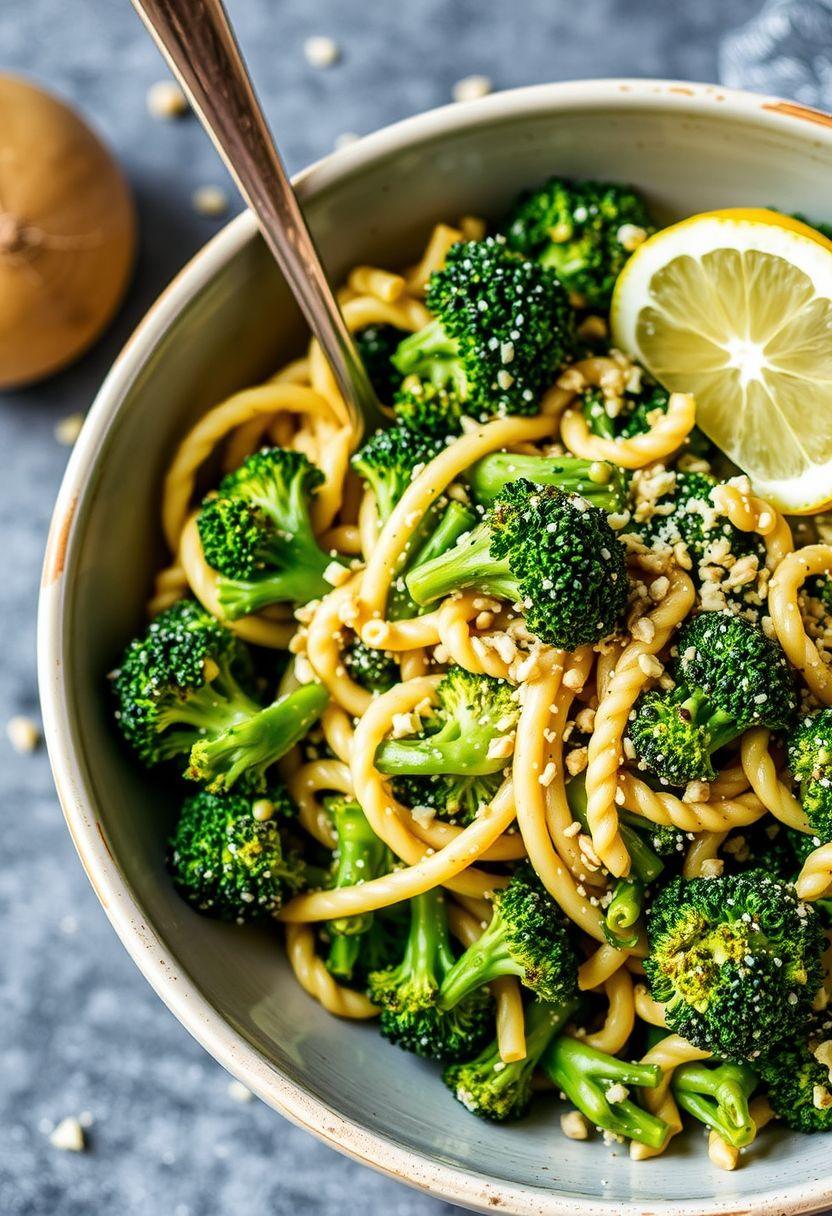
[541,1035,669,1148]
[355,323,409,403]
[351,425,443,524]
[187,681,329,794]
[406,480,628,649]
[393,771,504,827]
[758,1010,832,1132]
[644,870,824,1059]
[368,888,492,1061]
[582,376,669,441]
[503,177,654,309]
[375,666,519,781]
[114,600,328,790]
[392,237,574,431]
[324,795,391,980]
[168,787,310,921]
[438,863,578,1009]
[444,998,577,1121]
[466,452,626,513]
[343,638,399,694]
[788,709,832,844]
[197,448,345,618]
[671,1057,758,1147]
[806,575,832,615]
[620,811,687,859]
[635,470,766,605]
[628,613,798,785]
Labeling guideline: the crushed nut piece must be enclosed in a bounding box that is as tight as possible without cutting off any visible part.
[7,715,40,753]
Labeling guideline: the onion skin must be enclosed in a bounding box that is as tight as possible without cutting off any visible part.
[0,74,136,389]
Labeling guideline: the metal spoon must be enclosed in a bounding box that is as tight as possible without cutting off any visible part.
[130,0,380,437]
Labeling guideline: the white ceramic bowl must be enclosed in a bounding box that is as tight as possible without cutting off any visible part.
[39,79,832,1215]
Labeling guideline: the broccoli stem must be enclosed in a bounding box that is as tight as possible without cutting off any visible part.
[326,801,388,968]
[467,453,623,512]
[388,501,475,622]
[392,317,463,386]
[566,776,664,883]
[326,932,363,980]
[216,542,335,619]
[671,1060,758,1148]
[603,879,643,950]
[187,682,329,791]
[375,709,506,778]
[400,887,457,989]
[583,391,617,440]
[405,520,518,606]
[438,904,519,1010]
[682,691,743,756]
[542,1036,669,1148]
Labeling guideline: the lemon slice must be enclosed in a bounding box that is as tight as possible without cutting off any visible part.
[611,208,832,513]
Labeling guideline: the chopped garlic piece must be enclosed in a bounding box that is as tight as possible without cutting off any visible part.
[49,1117,85,1152]
[452,74,492,103]
[146,80,188,119]
[560,1110,589,1140]
[323,560,351,587]
[7,715,40,753]
[304,35,340,68]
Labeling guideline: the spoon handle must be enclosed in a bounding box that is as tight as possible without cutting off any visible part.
[131,0,379,436]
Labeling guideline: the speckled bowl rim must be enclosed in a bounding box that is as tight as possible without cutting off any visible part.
[39,78,832,1216]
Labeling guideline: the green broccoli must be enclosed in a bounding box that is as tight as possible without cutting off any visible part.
[582,376,669,441]
[503,177,654,308]
[368,888,492,1061]
[438,864,578,1009]
[566,774,667,948]
[541,1035,669,1147]
[444,998,578,1121]
[644,870,824,1059]
[393,771,504,827]
[392,236,574,433]
[758,1011,832,1132]
[355,323,409,403]
[324,796,391,980]
[466,452,625,513]
[628,613,798,786]
[343,637,399,694]
[197,448,346,619]
[168,787,311,921]
[788,709,832,844]
[113,599,328,791]
[389,499,479,623]
[671,1057,758,1147]
[350,424,443,523]
[375,666,519,781]
[405,480,628,649]
[635,470,767,602]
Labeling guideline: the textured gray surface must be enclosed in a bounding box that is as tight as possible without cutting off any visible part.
[0,1,780,1213]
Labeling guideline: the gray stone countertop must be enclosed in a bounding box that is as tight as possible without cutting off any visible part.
[0,1,782,1212]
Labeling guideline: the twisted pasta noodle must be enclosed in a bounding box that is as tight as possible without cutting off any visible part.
[284,924,378,1019]
[682,831,727,879]
[711,481,793,571]
[358,488,381,558]
[320,703,355,765]
[349,676,523,872]
[448,904,526,1063]
[740,728,811,833]
[278,782,515,922]
[347,265,406,303]
[358,414,558,627]
[405,222,464,294]
[179,514,296,648]
[633,983,668,1028]
[556,357,695,468]
[542,647,606,888]
[437,593,515,680]
[578,943,635,991]
[770,545,832,704]
[147,561,189,616]
[797,843,832,902]
[162,382,336,552]
[319,523,362,555]
[617,773,766,832]
[708,762,751,800]
[582,964,635,1054]
[585,565,696,876]
[305,576,373,718]
[399,650,429,680]
[287,759,352,849]
[512,652,629,957]
[630,1034,711,1161]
